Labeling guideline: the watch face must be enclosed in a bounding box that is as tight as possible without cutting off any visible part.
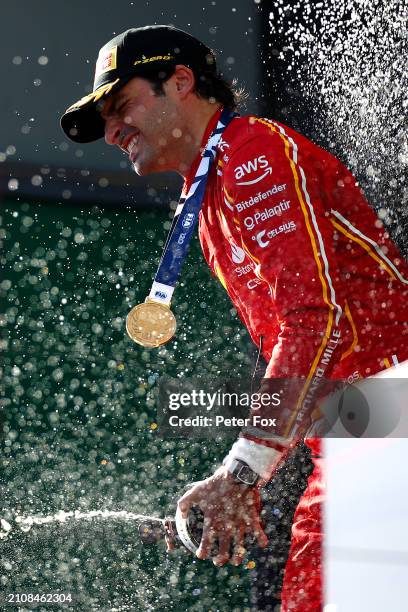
[236,465,257,485]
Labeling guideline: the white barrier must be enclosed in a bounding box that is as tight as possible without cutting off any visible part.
[325,360,408,611]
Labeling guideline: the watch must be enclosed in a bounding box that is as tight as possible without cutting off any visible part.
[227,459,261,487]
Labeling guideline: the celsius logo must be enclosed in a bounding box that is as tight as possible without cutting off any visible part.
[252,221,297,248]
[252,230,269,248]
[234,155,272,186]
[154,290,167,300]
[182,213,195,229]
[230,242,246,264]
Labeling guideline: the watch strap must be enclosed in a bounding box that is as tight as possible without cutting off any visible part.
[223,437,284,481]
[226,458,261,486]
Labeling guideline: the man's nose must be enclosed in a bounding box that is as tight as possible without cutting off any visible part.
[104,118,122,146]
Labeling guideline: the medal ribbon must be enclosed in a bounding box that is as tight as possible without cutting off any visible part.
[148,107,237,305]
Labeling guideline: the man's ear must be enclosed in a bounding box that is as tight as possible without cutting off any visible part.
[171,65,196,99]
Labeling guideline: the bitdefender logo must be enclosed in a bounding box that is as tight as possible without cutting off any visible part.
[236,183,286,213]
[234,155,272,186]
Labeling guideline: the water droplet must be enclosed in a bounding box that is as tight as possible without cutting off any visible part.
[8,178,19,191]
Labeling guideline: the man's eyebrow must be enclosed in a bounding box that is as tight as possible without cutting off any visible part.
[102,93,128,117]
[112,93,128,110]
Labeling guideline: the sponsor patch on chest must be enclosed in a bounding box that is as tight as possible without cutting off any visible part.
[234,155,272,185]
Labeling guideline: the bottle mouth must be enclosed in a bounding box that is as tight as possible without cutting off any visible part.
[137,517,167,544]
[174,505,204,554]
[137,507,205,553]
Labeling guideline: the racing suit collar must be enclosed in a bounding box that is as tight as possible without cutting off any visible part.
[182,106,223,196]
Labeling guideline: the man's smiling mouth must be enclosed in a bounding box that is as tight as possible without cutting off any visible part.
[127,133,140,160]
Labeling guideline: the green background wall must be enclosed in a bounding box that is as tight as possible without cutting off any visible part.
[1,197,310,610]
[0,197,258,610]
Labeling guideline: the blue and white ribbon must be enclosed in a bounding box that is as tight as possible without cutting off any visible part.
[148,108,237,305]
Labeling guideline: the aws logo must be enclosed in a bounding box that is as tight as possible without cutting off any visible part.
[234,155,272,186]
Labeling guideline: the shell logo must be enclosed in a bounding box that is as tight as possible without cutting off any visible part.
[230,241,246,264]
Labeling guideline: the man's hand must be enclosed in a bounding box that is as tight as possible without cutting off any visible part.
[176,466,268,566]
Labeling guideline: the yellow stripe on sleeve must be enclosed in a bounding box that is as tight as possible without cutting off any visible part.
[331,218,399,281]
[254,119,338,433]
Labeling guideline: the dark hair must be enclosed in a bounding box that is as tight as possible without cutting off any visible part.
[143,66,248,111]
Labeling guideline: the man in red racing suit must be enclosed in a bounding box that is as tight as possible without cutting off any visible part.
[183,108,408,611]
[60,25,408,609]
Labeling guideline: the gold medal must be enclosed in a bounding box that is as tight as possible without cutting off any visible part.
[126,299,177,348]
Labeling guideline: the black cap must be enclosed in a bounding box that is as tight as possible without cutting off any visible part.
[60,25,216,143]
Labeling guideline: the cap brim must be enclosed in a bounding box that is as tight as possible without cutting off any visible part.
[60,78,126,143]
[61,104,106,143]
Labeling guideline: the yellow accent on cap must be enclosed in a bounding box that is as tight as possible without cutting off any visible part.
[65,78,120,112]
[134,54,173,66]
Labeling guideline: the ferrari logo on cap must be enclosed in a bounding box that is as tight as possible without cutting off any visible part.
[95,45,118,78]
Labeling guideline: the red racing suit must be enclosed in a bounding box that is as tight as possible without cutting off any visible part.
[182,108,408,610]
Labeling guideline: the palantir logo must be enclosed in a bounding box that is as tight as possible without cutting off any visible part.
[234,155,272,186]
[230,241,246,264]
